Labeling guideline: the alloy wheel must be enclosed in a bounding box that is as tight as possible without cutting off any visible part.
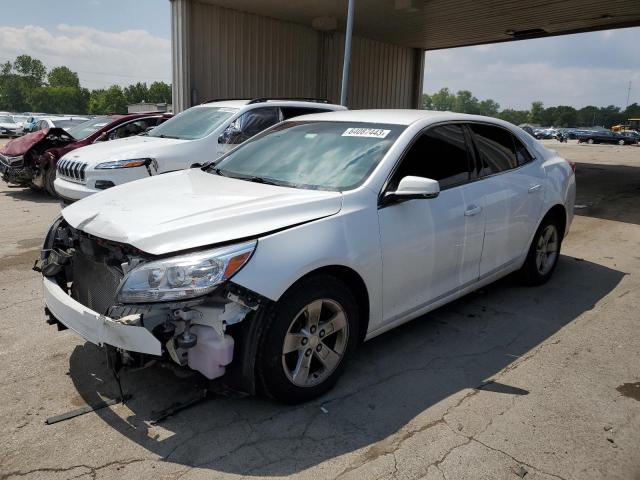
[535,224,559,275]
[281,298,349,387]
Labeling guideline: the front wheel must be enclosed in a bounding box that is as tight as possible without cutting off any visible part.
[587,138,595,144]
[519,216,562,286]
[256,275,359,403]
[618,139,625,146]
[44,167,57,196]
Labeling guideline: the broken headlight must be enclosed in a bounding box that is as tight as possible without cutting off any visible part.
[116,240,256,303]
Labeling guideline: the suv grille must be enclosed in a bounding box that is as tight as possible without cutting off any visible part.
[57,159,88,183]
[71,251,123,314]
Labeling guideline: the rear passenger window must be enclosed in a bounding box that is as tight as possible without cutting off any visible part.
[390,124,472,190]
[469,124,518,175]
[513,136,534,166]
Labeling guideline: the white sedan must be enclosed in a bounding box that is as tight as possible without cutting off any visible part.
[40,110,575,403]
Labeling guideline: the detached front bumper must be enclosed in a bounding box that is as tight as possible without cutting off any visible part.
[43,277,161,355]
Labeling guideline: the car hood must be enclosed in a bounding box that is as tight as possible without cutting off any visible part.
[61,135,189,165]
[62,169,343,255]
[0,128,74,157]
[0,122,19,128]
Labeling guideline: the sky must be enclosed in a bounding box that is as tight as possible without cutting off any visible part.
[0,1,638,110]
[424,27,640,110]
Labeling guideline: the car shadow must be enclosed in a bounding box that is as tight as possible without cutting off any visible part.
[68,255,624,476]
[2,187,62,205]
[573,161,640,225]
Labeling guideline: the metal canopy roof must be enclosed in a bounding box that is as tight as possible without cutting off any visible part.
[200,0,640,50]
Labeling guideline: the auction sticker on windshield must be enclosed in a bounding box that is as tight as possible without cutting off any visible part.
[342,127,391,138]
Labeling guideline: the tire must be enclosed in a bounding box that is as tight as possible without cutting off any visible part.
[519,215,562,286]
[587,138,595,144]
[618,139,625,146]
[44,167,57,197]
[256,274,360,403]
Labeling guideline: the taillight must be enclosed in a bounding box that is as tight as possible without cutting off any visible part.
[566,160,576,173]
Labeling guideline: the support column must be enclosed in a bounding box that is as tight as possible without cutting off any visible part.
[340,0,355,106]
[412,48,425,109]
[171,0,191,113]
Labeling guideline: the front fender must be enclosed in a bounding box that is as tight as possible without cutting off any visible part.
[232,197,382,336]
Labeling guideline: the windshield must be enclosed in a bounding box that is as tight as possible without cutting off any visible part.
[53,119,86,129]
[149,106,238,140]
[211,121,405,191]
[0,115,14,123]
[67,116,113,139]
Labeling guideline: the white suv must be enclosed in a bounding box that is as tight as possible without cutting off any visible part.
[53,99,346,201]
[40,110,575,403]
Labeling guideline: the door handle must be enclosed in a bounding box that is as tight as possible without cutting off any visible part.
[528,184,542,193]
[464,205,482,216]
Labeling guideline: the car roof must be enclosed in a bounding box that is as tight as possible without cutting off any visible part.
[285,109,505,126]
[201,99,346,110]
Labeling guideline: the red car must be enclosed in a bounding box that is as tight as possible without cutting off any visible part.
[0,112,171,196]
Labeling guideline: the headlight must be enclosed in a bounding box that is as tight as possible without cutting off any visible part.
[95,158,152,169]
[116,240,256,303]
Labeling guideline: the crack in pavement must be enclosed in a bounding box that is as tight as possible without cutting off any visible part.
[0,458,148,480]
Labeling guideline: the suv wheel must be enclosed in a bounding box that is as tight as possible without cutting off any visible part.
[256,275,359,403]
[587,138,595,144]
[44,167,57,196]
[618,139,625,146]
[519,215,562,286]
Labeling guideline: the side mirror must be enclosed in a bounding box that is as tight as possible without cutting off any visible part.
[383,176,440,205]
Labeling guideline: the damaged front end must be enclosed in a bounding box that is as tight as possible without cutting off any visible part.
[38,217,263,386]
[0,128,74,188]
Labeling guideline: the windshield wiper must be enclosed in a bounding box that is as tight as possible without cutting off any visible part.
[244,176,280,186]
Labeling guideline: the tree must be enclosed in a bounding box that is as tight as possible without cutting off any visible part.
[430,87,456,111]
[147,81,172,103]
[421,93,433,110]
[124,82,149,104]
[453,90,480,114]
[529,101,544,124]
[29,86,89,114]
[576,106,600,127]
[48,66,80,88]
[478,98,500,117]
[12,54,46,89]
[497,109,529,125]
[0,55,47,111]
[89,85,127,114]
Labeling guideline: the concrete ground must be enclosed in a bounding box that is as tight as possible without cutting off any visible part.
[0,139,639,480]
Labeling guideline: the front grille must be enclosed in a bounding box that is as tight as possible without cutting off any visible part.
[57,159,88,184]
[71,251,123,314]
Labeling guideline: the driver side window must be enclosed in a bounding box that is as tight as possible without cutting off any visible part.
[219,107,282,145]
[389,124,474,191]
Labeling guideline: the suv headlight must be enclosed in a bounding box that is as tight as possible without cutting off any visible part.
[95,158,152,169]
[117,240,256,303]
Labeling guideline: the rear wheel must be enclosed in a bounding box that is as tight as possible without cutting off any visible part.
[256,275,359,403]
[618,139,625,146]
[587,138,595,144]
[519,216,562,286]
[44,167,57,196]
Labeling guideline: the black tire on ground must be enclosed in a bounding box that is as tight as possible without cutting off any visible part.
[44,167,57,196]
[519,214,563,286]
[618,139,625,146]
[587,138,595,144]
[256,274,360,404]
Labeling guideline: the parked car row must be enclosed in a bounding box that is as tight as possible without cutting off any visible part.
[0,112,172,195]
[4,100,577,403]
[532,126,639,145]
